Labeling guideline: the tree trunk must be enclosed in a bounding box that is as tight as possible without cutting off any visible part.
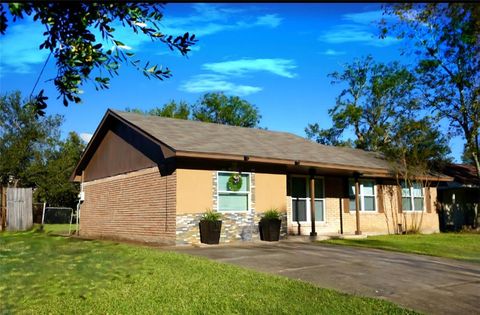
[472,151,480,180]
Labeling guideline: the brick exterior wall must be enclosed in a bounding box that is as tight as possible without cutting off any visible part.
[79,167,176,244]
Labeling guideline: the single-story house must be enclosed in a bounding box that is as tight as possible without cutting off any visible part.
[71,109,451,245]
[437,163,479,231]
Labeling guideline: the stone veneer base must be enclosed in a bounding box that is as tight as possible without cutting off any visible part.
[176,213,288,245]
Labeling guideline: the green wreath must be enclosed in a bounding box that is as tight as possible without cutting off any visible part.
[227,173,243,191]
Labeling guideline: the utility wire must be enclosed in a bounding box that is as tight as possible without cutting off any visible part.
[29,51,52,99]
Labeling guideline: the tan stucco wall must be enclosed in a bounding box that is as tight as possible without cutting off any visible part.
[287,179,440,235]
[176,168,213,214]
[255,173,287,213]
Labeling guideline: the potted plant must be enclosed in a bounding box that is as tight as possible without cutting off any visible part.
[259,209,282,242]
[199,210,222,244]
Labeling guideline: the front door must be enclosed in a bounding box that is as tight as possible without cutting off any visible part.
[291,176,325,223]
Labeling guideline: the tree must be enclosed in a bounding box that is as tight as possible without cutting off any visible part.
[304,123,353,147]
[127,92,262,128]
[192,92,261,127]
[382,3,480,178]
[30,132,85,207]
[1,91,84,207]
[0,3,196,114]
[383,115,451,180]
[126,100,190,119]
[306,56,418,152]
[0,91,62,186]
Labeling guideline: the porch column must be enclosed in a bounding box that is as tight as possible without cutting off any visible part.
[309,176,317,236]
[354,175,362,235]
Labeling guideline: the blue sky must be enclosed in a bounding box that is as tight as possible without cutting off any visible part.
[0,3,463,161]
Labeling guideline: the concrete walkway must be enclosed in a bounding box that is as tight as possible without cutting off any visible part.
[172,242,480,315]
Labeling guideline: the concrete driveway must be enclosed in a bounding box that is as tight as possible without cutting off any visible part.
[172,242,480,315]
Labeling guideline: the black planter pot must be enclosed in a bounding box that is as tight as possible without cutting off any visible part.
[199,220,222,244]
[259,219,281,241]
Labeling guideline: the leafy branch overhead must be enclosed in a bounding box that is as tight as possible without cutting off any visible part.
[0,3,197,114]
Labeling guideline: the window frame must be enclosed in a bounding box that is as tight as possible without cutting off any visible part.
[348,179,378,213]
[216,171,252,213]
[290,175,326,223]
[401,182,425,212]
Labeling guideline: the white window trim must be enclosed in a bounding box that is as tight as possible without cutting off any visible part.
[290,175,326,223]
[216,171,252,213]
[349,179,378,213]
[402,183,425,212]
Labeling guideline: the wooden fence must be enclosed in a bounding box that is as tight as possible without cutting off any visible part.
[6,188,33,231]
[0,187,6,231]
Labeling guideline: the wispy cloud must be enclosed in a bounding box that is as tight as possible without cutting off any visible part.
[0,20,49,75]
[80,133,93,143]
[342,10,386,25]
[0,4,281,75]
[321,49,346,56]
[161,4,282,36]
[179,74,262,96]
[319,10,399,47]
[203,59,297,78]
[252,14,283,28]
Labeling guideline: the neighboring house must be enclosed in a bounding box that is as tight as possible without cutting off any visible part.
[71,110,451,245]
[437,163,480,231]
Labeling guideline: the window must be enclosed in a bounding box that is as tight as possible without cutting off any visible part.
[291,176,325,222]
[349,179,376,211]
[402,182,424,211]
[217,172,250,212]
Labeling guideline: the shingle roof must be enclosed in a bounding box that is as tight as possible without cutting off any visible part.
[112,110,391,172]
[441,163,480,186]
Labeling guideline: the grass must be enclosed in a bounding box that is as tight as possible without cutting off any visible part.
[0,229,417,314]
[322,233,480,264]
[41,223,74,234]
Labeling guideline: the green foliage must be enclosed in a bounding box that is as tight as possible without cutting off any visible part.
[461,143,476,166]
[126,92,262,128]
[306,56,420,152]
[201,210,222,222]
[306,56,451,179]
[0,91,62,186]
[305,123,353,147]
[0,3,197,113]
[382,3,480,178]
[382,116,451,178]
[193,92,261,127]
[31,132,85,207]
[0,91,84,207]
[126,100,190,119]
[0,232,416,314]
[262,209,281,221]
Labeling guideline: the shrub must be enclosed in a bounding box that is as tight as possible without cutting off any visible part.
[201,210,222,222]
[262,209,281,221]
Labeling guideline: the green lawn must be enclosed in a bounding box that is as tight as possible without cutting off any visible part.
[41,223,75,234]
[322,233,480,264]
[0,230,416,314]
